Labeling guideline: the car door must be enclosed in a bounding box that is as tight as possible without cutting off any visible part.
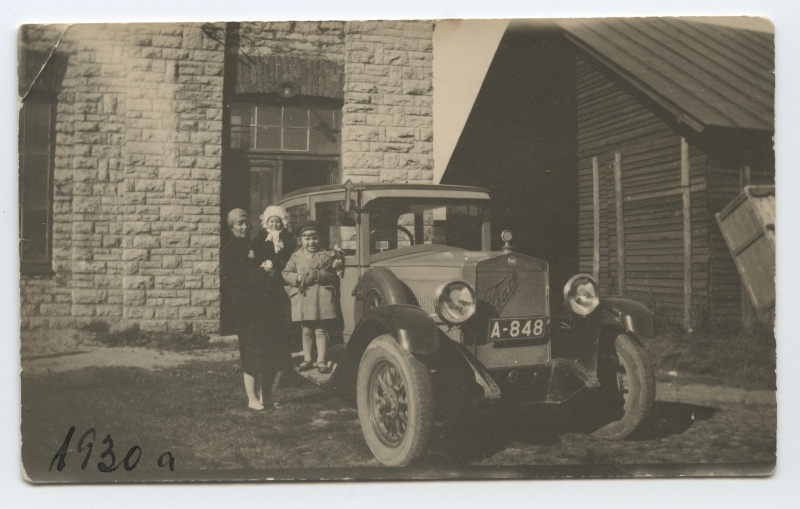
[313,197,360,342]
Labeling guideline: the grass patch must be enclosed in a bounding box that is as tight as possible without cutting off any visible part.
[79,320,224,352]
[645,324,776,390]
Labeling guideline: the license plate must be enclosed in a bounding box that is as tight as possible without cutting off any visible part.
[487,317,546,341]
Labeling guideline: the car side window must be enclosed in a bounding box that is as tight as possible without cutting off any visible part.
[286,204,309,235]
[316,201,357,259]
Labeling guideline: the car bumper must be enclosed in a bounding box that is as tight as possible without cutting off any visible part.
[448,338,598,407]
[484,359,599,405]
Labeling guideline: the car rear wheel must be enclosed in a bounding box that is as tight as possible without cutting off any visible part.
[592,334,655,439]
[356,334,434,466]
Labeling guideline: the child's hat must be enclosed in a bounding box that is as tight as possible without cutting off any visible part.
[298,220,320,236]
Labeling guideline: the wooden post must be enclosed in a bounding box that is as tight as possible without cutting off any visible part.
[739,165,754,328]
[681,138,693,331]
[739,165,751,188]
[592,157,600,282]
[613,153,625,295]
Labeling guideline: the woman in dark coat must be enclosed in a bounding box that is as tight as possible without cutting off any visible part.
[220,208,291,412]
[251,205,296,382]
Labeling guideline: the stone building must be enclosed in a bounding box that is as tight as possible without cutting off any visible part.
[19,21,434,332]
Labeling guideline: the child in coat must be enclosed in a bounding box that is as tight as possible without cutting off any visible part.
[282,221,344,374]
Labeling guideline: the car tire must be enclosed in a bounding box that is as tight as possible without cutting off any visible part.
[592,333,655,440]
[356,334,434,466]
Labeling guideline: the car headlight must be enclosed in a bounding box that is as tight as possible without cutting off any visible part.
[434,280,477,325]
[563,274,600,316]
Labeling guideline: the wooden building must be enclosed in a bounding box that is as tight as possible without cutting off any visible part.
[441,18,774,328]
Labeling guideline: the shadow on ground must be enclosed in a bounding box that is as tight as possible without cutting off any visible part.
[423,400,716,465]
[633,401,715,441]
[425,407,563,465]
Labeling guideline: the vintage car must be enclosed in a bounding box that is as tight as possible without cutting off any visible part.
[278,182,656,467]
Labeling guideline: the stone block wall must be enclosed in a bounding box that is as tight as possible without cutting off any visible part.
[120,23,225,333]
[20,23,225,333]
[237,21,345,60]
[20,20,435,333]
[20,25,77,330]
[341,21,434,184]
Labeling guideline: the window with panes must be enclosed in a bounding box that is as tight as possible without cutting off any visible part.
[225,99,342,235]
[230,103,341,154]
[19,94,55,272]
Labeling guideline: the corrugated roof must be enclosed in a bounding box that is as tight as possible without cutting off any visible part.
[558,18,774,132]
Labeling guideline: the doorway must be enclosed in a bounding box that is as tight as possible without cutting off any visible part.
[248,158,338,233]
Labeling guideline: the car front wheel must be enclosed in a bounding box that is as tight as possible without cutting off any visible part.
[592,333,655,439]
[356,334,434,466]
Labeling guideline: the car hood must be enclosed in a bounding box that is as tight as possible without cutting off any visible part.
[370,247,494,269]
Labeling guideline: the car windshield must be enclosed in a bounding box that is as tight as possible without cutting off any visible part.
[368,199,486,255]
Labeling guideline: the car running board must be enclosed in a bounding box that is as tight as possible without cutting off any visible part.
[291,343,343,388]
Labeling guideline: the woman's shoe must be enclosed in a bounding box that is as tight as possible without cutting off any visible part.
[247,402,266,412]
[317,362,330,374]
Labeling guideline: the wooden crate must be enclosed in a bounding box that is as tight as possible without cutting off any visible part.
[715,185,775,316]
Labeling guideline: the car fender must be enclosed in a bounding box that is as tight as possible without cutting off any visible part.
[352,267,416,324]
[551,298,653,380]
[601,297,655,339]
[351,304,440,355]
[331,304,441,403]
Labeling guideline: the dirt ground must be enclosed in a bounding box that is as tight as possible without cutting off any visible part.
[19,329,776,476]
[20,329,239,375]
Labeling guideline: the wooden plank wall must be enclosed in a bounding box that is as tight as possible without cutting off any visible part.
[576,56,711,321]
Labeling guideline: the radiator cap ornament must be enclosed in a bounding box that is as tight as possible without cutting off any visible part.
[501,230,513,252]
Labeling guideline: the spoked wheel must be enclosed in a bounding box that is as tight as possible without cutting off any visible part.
[592,334,655,440]
[367,360,409,447]
[357,335,434,466]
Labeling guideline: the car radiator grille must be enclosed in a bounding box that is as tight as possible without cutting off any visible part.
[477,270,547,318]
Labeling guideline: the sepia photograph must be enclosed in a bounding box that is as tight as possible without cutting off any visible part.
[13,3,788,497]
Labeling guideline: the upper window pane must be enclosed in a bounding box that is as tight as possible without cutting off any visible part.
[230,103,252,126]
[229,102,340,154]
[257,105,281,126]
[309,109,339,154]
[283,128,308,151]
[230,125,251,149]
[283,107,308,128]
[255,126,281,150]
